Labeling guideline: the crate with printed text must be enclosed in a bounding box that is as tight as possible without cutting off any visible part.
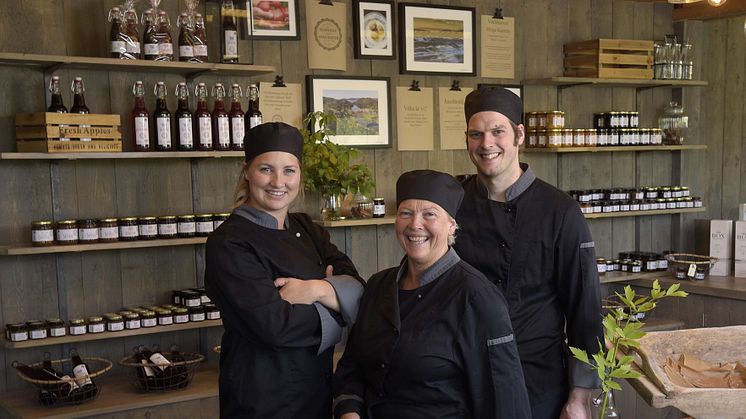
[15,112,122,153]
[564,39,654,79]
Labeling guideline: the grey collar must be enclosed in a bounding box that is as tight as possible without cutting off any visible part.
[476,162,536,201]
[233,204,289,230]
[396,247,460,288]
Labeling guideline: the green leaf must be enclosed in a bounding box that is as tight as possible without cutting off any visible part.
[671,290,688,298]
[652,279,661,292]
[570,347,590,365]
[624,286,636,303]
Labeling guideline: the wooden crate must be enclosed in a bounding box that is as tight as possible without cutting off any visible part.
[15,112,122,152]
[564,39,654,79]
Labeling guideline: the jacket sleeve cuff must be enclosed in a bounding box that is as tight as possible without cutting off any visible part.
[333,395,366,419]
[314,302,342,354]
[569,357,602,389]
[325,274,364,326]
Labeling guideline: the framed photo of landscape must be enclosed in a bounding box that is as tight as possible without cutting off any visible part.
[249,0,300,39]
[398,3,475,75]
[306,75,391,148]
[353,0,395,59]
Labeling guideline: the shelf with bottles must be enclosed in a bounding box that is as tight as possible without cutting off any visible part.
[523,144,706,153]
[521,76,708,88]
[584,207,705,219]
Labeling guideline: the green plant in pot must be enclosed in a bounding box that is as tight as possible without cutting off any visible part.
[300,111,375,221]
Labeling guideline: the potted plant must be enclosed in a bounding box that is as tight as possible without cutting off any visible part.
[300,111,375,220]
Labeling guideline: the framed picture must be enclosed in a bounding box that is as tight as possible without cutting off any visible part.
[306,75,392,148]
[353,0,395,59]
[398,3,475,75]
[248,0,300,39]
[477,83,523,99]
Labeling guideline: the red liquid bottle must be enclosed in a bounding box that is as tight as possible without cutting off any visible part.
[142,9,159,60]
[194,83,213,151]
[131,80,151,151]
[177,12,194,62]
[175,82,194,151]
[228,83,245,151]
[212,83,231,151]
[153,81,173,151]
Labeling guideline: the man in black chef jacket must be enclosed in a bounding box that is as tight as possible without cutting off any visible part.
[453,88,603,419]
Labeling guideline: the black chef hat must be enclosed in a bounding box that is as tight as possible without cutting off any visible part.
[396,170,464,218]
[464,87,523,125]
[244,122,304,163]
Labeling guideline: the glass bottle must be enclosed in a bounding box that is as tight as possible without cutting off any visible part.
[175,82,194,151]
[123,6,141,59]
[70,77,91,142]
[47,75,68,113]
[132,345,156,387]
[153,81,173,151]
[245,83,262,130]
[109,6,126,59]
[13,361,62,405]
[131,80,151,151]
[194,83,213,151]
[43,352,80,400]
[70,349,98,399]
[142,9,159,60]
[658,101,688,145]
[170,344,189,388]
[212,83,231,151]
[228,83,245,151]
[221,0,239,63]
[193,13,208,62]
[156,10,174,61]
[177,12,194,62]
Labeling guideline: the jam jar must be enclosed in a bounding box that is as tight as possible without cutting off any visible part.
[373,198,386,218]
[203,303,221,320]
[189,306,206,322]
[172,290,184,305]
[181,290,202,307]
[68,318,87,335]
[124,312,141,329]
[55,220,79,245]
[141,310,157,328]
[77,219,99,243]
[596,258,607,275]
[173,307,189,324]
[119,217,139,241]
[98,218,119,242]
[104,313,125,332]
[192,287,210,304]
[26,320,47,339]
[195,214,214,236]
[46,318,66,337]
[156,308,174,326]
[177,215,196,238]
[31,221,55,246]
[213,213,230,230]
[138,216,158,240]
[157,216,178,238]
[87,316,105,333]
[6,323,29,342]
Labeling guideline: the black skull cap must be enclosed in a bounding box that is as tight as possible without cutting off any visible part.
[244,122,304,163]
[464,87,523,125]
[396,170,464,218]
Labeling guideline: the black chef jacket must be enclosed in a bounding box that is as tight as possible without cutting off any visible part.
[453,163,603,406]
[333,248,531,419]
[205,206,364,419]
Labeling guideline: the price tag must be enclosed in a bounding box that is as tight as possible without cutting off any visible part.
[687,263,697,278]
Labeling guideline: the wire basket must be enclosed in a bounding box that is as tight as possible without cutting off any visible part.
[119,352,204,392]
[665,253,718,280]
[14,357,111,407]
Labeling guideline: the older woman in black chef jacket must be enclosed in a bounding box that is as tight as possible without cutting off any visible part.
[205,122,365,419]
[333,170,531,419]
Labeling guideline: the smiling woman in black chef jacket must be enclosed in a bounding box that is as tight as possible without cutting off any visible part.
[333,170,530,419]
[205,122,365,419]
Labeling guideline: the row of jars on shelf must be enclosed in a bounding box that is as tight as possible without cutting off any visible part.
[30,213,230,247]
[525,127,665,148]
[524,111,641,131]
[569,186,691,203]
[596,251,670,275]
[577,197,702,214]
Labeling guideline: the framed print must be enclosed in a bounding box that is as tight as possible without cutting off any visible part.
[477,83,523,99]
[248,0,300,39]
[398,3,475,75]
[306,75,392,148]
[353,0,395,59]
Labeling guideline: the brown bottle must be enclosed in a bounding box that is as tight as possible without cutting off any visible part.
[70,77,91,142]
[109,7,126,59]
[177,13,194,62]
[194,83,213,151]
[156,11,174,61]
[47,76,68,113]
[245,84,262,130]
[153,81,173,151]
[131,81,151,151]
[212,83,231,151]
[142,10,159,60]
[193,13,208,63]
[123,8,141,59]
[228,84,245,151]
[175,82,194,151]
[221,0,239,63]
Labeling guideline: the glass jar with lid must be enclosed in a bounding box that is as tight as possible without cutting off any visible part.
[213,213,230,230]
[141,310,157,327]
[31,221,55,246]
[78,219,99,243]
[156,308,173,326]
[189,306,206,322]
[98,218,119,242]
[173,307,189,324]
[138,216,158,240]
[203,303,221,320]
[55,220,79,245]
[104,313,125,332]
[658,101,688,145]
[87,316,105,333]
[6,323,29,342]
[119,217,139,241]
[596,257,607,274]
[158,216,178,238]
[181,290,202,307]
[124,312,141,329]
[68,318,87,335]
[177,215,196,238]
[195,214,214,236]
[46,318,66,337]
[547,129,562,147]
[27,320,48,340]
[546,111,565,129]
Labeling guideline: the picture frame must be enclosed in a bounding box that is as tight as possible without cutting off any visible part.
[353,0,395,59]
[248,0,301,40]
[477,83,523,99]
[398,3,476,75]
[306,75,392,148]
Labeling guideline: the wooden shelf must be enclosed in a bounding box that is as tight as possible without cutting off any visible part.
[0,237,207,256]
[584,207,705,220]
[524,144,707,153]
[0,151,245,160]
[599,270,671,284]
[317,216,396,228]
[0,52,275,77]
[522,76,708,88]
[0,365,219,418]
[3,320,223,349]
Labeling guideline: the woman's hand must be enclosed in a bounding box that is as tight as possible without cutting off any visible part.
[274,266,340,311]
[559,387,592,419]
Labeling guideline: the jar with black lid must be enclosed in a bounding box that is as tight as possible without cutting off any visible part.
[177,215,196,238]
[173,307,189,324]
[156,308,173,326]
[605,259,614,272]
[661,187,673,199]
[158,216,178,238]
[695,267,706,280]
[141,310,157,327]
[87,316,105,333]
[612,259,621,271]
[213,213,230,230]
[601,201,613,213]
[119,217,139,241]
[591,201,603,213]
[104,313,125,332]
[640,200,651,211]
[6,323,29,342]
[373,198,386,218]
[46,318,66,337]
[630,200,641,211]
[68,318,87,335]
[77,219,99,243]
[631,261,642,273]
[55,220,79,245]
[203,303,221,320]
[620,201,630,212]
[189,305,206,322]
[644,187,659,199]
[27,320,48,340]
[693,197,703,207]
[31,221,55,246]
[675,266,687,280]
[657,254,668,271]
[192,287,210,304]
[195,214,214,236]
[98,218,119,242]
[172,290,183,305]
[596,257,607,274]
[124,312,141,329]
[620,260,630,272]
[138,216,158,240]
[181,290,202,307]
[607,128,620,146]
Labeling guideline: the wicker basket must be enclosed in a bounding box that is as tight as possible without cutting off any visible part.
[14,357,111,407]
[119,351,204,392]
[665,253,718,280]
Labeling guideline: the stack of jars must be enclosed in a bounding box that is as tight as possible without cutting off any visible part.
[596,251,671,276]
[172,287,221,324]
[567,186,703,215]
[593,112,664,147]
[524,110,600,148]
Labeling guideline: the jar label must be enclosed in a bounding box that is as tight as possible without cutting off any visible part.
[99,226,118,239]
[89,323,105,333]
[56,228,78,242]
[373,204,385,216]
[70,325,86,335]
[224,30,238,57]
[185,298,201,307]
[175,314,189,323]
[144,43,159,55]
[179,45,194,57]
[141,360,156,377]
[194,45,208,57]
[201,295,211,303]
[32,229,54,243]
[107,322,124,332]
[159,223,178,235]
[111,40,126,53]
[217,116,230,146]
[78,227,98,240]
[157,117,171,147]
[139,224,158,236]
[159,42,174,55]
[135,116,150,146]
[196,221,213,233]
[659,260,668,269]
[231,117,245,146]
[179,117,194,146]
[178,222,196,234]
[149,353,171,371]
[142,318,157,327]
[695,272,705,280]
[190,313,206,322]
[158,316,173,326]
[126,320,141,329]
[72,364,93,387]
[207,311,221,320]
[50,327,66,337]
[213,219,226,229]
[30,329,47,339]
[10,331,28,341]
[249,115,262,129]
[120,225,139,238]
[199,116,212,147]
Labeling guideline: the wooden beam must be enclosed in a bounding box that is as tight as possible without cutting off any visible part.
[673,2,746,21]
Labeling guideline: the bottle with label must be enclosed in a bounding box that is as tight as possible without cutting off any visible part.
[228,83,245,150]
[175,82,194,151]
[132,345,156,387]
[212,83,231,151]
[131,81,150,151]
[13,360,64,405]
[221,0,239,63]
[155,10,174,61]
[245,84,262,130]
[153,81,173,151]
[108,7,126,59]
[43,352,80,401]
[48,76,68,113]
[193,13,208,62]
[194,83,213,151]
[142,9,159,60]
[122,6,141,59]
[70,349,98,400]
[177,12,194,62]
[70,77,91,141]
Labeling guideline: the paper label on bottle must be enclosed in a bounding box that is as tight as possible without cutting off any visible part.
[160,43,174,55]
[224,30,238,58]
[135,116,149,147]
[99,226,118,239]
[72,364,93,386]
[140,359,156,377]
[179,117,193,146]
[142,318,157,327]
[30,329,47,339]
[194,45,208,57]
[179,45,194,57]
[175,314,189,323]
[196,221,213,233]
[217,117,230,146]
[107,322,124,331]
[149,353,171,371]
[50,327,66,337]
[70,325,86,335]
[56,228,78,242]
[178,222,196,234]
[159,223,178,235]
[119,225,138,238]
[126,42,141,53]
[139,224,157,236]
[111,40,127,53]
[190,312,206,322]
[144,43,159,55]
[32,229,54,242]
[199,116,213,147]
[10,331,28,341]
[126,319,141,329]
[158,316,173,325]
[88,323,105,333]
[231,117,244,146]
[157,117,171,147]
[373,204,385,216]
[207,311,220,320]
[78,227,99,241]
[249,115,262,129]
